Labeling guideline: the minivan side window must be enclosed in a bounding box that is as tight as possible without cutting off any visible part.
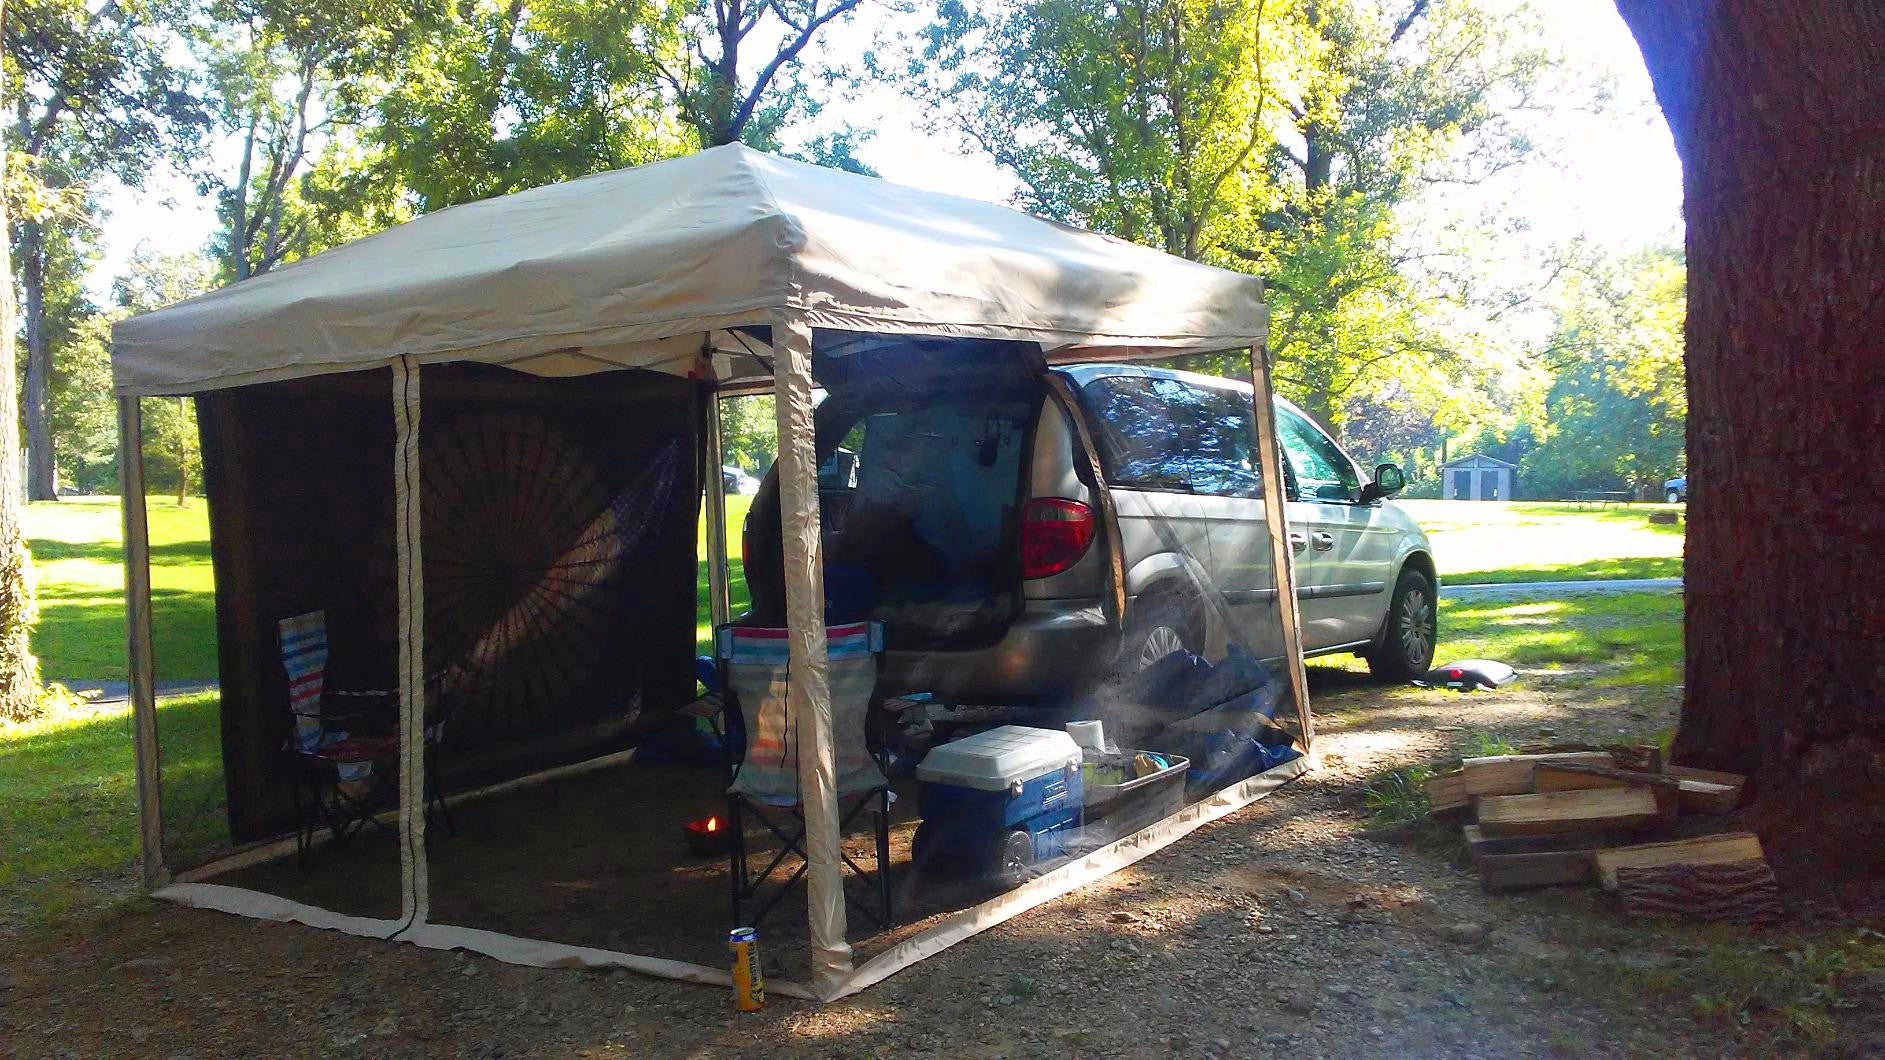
[1277,407,1360,502]
[1079,376,1260,498]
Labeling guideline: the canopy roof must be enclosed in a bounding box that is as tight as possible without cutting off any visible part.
[112,144,1268,396]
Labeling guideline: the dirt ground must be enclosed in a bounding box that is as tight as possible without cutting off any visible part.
[5,667,1881,1058]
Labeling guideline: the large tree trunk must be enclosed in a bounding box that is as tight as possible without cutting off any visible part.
[0,21,44,721]
[1615,1,1884,883]
[19,220,57,501]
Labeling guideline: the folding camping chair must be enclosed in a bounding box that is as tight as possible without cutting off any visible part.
[279,611,455,871]
[714,621,894,931]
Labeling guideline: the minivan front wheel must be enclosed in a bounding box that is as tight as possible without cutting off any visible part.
[1366,569,1437,683]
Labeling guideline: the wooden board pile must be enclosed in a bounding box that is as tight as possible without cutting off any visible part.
[1426,748,1781,922]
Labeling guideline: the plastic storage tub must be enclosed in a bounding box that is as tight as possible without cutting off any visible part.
[1082,752,1190,842]
[914,726,1084,883]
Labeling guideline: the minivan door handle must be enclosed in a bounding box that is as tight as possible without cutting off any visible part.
[1288,531,1308,552]
[1311,531,1335,552]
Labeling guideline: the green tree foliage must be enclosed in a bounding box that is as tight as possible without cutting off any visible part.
[719,394,777,473]
[4,0,200,499]
[194,0,423,278]
[114,250,211,500]
[372,0,687,212]
[45,314,114,492]
[1341,381,1443,485]
[906,0,1275,258]
[1518,246,1685,497]
[903,0,1553,430]
[657,0,868,149]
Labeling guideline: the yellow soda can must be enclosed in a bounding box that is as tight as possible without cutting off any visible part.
[729,927,764,1010]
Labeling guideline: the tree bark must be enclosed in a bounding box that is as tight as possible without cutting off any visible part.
[19,220,56,501]
[1615,0,1885,883]
[0,9,45,721]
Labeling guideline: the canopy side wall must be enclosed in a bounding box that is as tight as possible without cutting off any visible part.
[195,365,704,845]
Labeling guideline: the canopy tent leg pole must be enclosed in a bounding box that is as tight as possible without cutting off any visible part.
[1246,344,1316,754]
[118,397,168,891]
[770,315,853,994]
[704,390,732,629]
[391,356,429,930]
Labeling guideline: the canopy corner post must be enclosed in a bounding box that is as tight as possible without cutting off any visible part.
[703,386,732,629]
[1245,345,1316,759]
[391,356,429,930]
[118,396,169,891]
[770,314,854,992]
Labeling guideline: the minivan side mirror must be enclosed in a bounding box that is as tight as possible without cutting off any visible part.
[1359,463,1407,503]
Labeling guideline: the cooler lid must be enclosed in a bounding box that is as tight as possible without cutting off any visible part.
[916,725,1082,791]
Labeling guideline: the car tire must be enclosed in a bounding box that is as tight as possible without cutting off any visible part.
[1118,590,1200,673]
[1367,568,1437,683]
[1666,489,1681,503]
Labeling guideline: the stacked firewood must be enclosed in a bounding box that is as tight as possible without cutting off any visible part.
[1425,746,1779,923]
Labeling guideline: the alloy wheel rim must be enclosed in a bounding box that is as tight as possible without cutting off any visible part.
[1140,625,1186,668]
[1399,588,1434,664]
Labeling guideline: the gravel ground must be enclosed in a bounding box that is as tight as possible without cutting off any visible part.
[4,667,1878,1058]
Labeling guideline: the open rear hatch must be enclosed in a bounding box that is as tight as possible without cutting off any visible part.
[742,337,1045,650]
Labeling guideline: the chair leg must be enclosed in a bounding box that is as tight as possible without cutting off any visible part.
[426,747,456,838]
[292,770,317,873]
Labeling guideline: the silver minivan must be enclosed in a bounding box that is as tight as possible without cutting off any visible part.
[742,356,1438,699]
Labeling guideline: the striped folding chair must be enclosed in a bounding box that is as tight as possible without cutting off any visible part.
[716,621,893,930]
[279,611,454,870]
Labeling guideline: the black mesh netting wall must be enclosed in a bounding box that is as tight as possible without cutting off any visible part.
[198,363,703,844]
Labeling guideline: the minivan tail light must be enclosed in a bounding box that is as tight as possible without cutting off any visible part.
[1021,498,1095,579]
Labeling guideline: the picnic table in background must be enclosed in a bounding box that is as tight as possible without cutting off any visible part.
[1569,491,1635,508]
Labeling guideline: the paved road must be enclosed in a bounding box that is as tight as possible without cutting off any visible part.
[1441,577,1683,600]
[57,679,218,705]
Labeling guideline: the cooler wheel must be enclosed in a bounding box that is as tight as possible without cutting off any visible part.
[994,828,1034,888]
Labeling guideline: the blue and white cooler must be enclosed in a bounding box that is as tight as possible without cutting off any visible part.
[913,725,1084,885]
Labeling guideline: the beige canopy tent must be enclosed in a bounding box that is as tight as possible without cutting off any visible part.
[112,143,1314,1000]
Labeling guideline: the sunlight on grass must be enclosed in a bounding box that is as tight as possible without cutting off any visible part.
[26,497,219,682]
[1438,592,1682,689]
[1397,500,1684,586]
[0,692,221,929]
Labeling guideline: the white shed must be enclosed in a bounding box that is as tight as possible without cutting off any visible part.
[1440,453,1516,501]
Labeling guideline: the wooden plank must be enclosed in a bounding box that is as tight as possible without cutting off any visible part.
[1461,824,1644,890]
[1476,787,1660,837]
[1462,752,1615,797]
[1665,765,1747,814]
[1593,832,1765,890]
[1609,744,1663,774]
[1534,763,1681,822]
[1426,772,1469,815]
[118,398,168,891]
[1617,860,1782,923]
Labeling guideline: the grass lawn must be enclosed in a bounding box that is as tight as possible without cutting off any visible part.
[0,692,221,930]
[1436,591,1682,690]
[27,497,219,683]
[1397,499,1685,586]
